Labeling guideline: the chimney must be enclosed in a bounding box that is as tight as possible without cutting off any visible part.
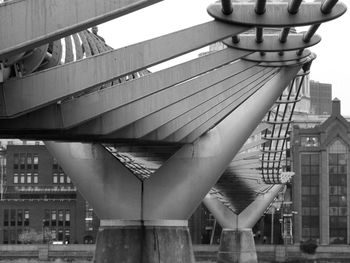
[331,98,341,116]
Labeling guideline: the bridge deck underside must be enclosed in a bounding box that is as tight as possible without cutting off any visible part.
[107,142,273,214]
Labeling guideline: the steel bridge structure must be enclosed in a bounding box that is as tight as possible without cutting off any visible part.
[0,0,347,262]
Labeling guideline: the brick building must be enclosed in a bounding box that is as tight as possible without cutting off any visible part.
[0,142,99,244]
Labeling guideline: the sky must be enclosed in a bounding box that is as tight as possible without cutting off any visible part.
[99,0,350,115]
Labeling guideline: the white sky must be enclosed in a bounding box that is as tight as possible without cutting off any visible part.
[99,0,350,115]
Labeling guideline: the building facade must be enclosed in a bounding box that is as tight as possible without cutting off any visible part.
[292,99,350,244]
[0,142,99,244]
[310,80,332,115]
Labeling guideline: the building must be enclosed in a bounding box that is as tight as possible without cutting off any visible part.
[0,141,99,244]
[292,99,350,244]
[310,80,332,115]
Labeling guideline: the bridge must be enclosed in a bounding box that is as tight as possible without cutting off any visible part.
[0,0,347,262]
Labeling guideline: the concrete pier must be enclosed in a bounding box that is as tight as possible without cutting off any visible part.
[94,220,195,263]
[217,229,257,263]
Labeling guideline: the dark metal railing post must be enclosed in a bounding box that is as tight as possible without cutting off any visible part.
[232,35,240,44]
[255,0,267,14]
[280,0,302,43]
[279,28,290,43]
[303,24,321,42]
[221,0,233,15]
[288,0,303,14]
[321,0,338,14]
[256,27,264,43]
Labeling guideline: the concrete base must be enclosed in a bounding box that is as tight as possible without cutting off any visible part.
[217,228,258,263]
[93,223,195,263]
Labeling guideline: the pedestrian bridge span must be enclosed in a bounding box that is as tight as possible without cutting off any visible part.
[0,0,346,262]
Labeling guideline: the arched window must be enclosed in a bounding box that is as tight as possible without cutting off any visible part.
[329,139,347,154]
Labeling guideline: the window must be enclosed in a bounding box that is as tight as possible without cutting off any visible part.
[53,158,58,170]
[33,154,39,169]
[51,229,57,241]
[17,229,22,244]
[3,229,8,244]
[3,209,9,226]
[13,154,19,169]
[51,210,57,227]
[33,173,38,184]
[43,209,50,227]
[26,173,32,184]
[85,220,93,232]
[10,209,15,226]
[58,229,63,241]
[20,174,25,184]
[17,210,23,226]
[42,226,49,243]
[65,229,70,243]
[58,210,64,226]
[13,174,18,184]
[60,174,65,184]
[65,210,70,227]
[20,153,26,170]
[330,140,347,153]
[10,229,16,244]
[85,201,94,231]
[24,210,29,226]
[27,154,32,169]
[67,176,71,184]
[53,174,58,184]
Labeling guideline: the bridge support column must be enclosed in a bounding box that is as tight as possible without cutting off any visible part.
[204,185,284,263]
[218,228,257,263]
[94,220,195,263]
[44,141,197,263]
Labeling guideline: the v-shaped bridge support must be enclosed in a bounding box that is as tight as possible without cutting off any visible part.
[44,64,300,263]
[203,179,284,263]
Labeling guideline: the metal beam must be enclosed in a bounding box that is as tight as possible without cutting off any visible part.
[111,64,264,139]
[238,139,267,153]
[0,0,163,59]
[179,69,277,143]
[171,69,278,143]
[69,60,257,136]
[251,122,271,136]
[60,49,252,128]
[230,159,261,167]
[230,167,260,174]
[233,151,261,161]
[0,49,251,130]
[2,21,251,117]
